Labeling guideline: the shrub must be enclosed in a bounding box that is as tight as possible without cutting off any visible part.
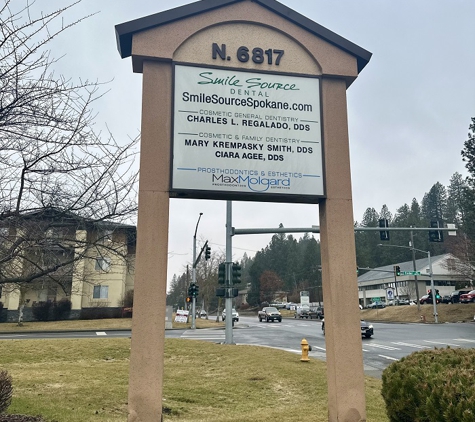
[120,289,134,308]
[31,301,53,321]
[80,307,121,320]
[0,370,13,413]
[382,348,475,421]
[52,298,72,321]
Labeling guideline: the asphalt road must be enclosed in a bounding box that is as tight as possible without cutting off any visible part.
[172,315,475,378]
[1,316,474,378]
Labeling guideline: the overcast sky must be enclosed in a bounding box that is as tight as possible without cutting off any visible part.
[29,0,475,287]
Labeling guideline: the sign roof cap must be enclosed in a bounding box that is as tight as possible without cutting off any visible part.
[115,0,371,72]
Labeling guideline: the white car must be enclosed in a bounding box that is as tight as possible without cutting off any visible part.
[222,308,239,322]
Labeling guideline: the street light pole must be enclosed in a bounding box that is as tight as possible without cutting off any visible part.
[191,212,203,330]
[410,229,421,311]
[378,243,438,323]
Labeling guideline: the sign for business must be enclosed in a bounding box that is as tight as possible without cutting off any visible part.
[174,309,189,323]
[172,65,324,202]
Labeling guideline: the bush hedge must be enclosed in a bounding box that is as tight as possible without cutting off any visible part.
[382,347,475,421]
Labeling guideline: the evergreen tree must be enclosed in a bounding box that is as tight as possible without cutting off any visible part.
[446,172,467,227]
[421,182,447,221]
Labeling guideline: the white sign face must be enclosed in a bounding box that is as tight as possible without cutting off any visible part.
[172,65,323,201]
[174,309,189,323]
[386,288,394,300]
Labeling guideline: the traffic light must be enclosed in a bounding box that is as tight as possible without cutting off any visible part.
[188,283,199,298]
[379,218,390,241]
[232,262,242,284]
[205,245,211,260]
[394,265,401,276]
[186,296,192,303]
[435,289,441,303]
[218,263,225,284]
[429,220,444,242]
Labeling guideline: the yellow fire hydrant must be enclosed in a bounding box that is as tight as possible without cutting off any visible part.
[300,338,310,362]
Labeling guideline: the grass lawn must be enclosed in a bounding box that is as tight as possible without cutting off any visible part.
[2,305,472,421]
[0,337,389,422]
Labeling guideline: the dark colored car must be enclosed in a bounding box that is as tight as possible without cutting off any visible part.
[420,293,442,305]
[450,290,472,304]
[322,319,373,338]
[441,295,451,304]
[460,290,475,303]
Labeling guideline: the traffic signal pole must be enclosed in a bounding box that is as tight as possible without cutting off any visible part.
[191,212,203,330]
[225,200,234,344]
[427,251,438,323]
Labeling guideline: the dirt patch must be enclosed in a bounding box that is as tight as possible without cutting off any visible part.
[0,416,46,422]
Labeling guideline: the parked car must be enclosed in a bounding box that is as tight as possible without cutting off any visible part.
[222,308,239,322]
[389,299,410,306]
[322,319,374,338]
[459,290,475,303]
[420,293,442,304]
[451,290,472,304]
[367,301,386,309]
[197,310,207,318]
[269,302,286,309]
[441,295,452,304]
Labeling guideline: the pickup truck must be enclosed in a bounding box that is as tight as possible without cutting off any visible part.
[258,306,282,323]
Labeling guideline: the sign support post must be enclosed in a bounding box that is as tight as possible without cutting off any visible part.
[115,2,372,420]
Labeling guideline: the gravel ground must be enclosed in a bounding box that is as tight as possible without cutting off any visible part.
[0,416,46,422]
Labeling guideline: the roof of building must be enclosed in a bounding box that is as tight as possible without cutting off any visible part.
[357,254,450,283]
[115,0,372,73]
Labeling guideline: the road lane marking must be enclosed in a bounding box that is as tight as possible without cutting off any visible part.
[423,340,460,347]
[392,342,430,349]
[96,332,107,336]
[379,355,398,361]
[367,343,401,350]
[453,338,475,343]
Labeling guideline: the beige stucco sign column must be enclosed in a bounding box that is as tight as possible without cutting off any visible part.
[116,1,371,421]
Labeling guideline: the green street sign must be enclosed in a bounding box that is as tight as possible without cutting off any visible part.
[401,271,421,276]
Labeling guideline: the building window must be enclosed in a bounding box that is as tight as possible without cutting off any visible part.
[93,285,109,299]
[95,257,111,272]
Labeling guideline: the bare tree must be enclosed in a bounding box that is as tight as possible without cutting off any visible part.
[0,0,139,315]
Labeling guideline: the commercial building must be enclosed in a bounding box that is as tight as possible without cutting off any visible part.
[357,253,470,306]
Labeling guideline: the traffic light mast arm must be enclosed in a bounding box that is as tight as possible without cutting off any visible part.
[193,240,208,268]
